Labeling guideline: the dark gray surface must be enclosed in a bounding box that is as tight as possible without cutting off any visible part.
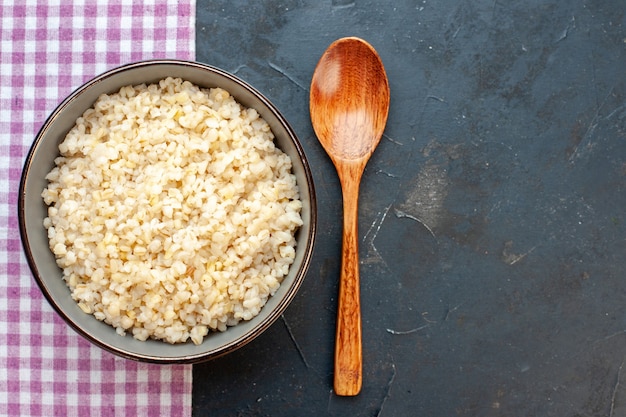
[193,1,626,415]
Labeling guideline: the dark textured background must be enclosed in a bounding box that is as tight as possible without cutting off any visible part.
[193,1,626,415]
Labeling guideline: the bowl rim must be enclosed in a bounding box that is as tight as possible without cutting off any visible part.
[18,59,317,363]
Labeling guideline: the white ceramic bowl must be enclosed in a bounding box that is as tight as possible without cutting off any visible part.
[19,60,317,363]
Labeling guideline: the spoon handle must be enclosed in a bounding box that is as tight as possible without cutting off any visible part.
[334,173,362,396]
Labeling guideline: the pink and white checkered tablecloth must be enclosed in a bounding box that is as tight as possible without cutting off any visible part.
[0,1,195,416]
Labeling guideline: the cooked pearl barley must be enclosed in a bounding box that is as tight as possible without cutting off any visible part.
[42,77,303,345]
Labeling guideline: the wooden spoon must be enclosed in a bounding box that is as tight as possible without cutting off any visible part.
[309,37,390,396]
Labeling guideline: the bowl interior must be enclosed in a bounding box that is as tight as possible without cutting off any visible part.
[19,60,316,363]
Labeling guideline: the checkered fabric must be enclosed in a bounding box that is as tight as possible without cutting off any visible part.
[0,1,195,416]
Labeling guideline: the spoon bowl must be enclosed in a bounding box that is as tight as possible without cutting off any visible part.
[310,37,390,396]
